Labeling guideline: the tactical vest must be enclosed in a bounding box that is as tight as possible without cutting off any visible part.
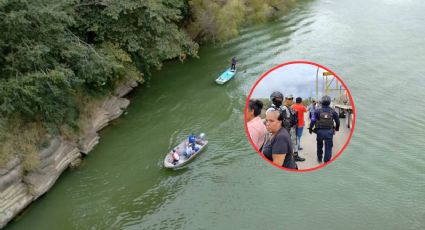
[316,109,334,129]
[281,106,297,130]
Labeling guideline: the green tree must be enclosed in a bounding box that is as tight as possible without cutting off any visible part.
[186,0,298,42]
[0,0,200,166]
[0,0,198,126]
[75,0,199,74]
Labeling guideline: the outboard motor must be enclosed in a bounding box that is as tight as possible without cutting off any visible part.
[199,133,206,141]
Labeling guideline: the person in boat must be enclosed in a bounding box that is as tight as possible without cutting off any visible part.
[231,57,237,72]
[188,134,196,150]
[195,138,204,146]
[196,133,206,146]
[171,149,180,165]
[184,143,193,158]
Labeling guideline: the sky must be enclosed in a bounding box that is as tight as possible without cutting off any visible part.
[250,63,346,101]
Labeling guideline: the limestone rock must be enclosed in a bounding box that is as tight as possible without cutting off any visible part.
[103,96,130,121]
[23,140,80,199]
[0,181,33,229]
[114,80,138,97]
[69,157,82,169]
[0,158,33,229]
[0,157,21,177]
[92,109,110,132]
[0,158,23,191]
[0,80,138,228]
[78,130,100,155]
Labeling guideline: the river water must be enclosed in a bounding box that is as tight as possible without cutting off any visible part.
[7,0,425,229]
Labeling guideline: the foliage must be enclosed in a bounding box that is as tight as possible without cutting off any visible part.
[0,0,199,165]
[0,0,198,127]
[186,0,298,42]
[0,117,45,170]
[75,0,199,74]
[0,0,297,166]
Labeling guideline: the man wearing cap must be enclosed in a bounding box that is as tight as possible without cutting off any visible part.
[283,94,305,162]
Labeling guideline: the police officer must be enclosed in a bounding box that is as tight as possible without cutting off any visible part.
[188,133,196,150]
[267,91,284,110]
[309,95,340,163]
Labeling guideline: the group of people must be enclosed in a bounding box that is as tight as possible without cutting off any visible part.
[247,91,340,169]
[171,133,205,165]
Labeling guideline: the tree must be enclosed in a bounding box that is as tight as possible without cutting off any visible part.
[75,0,199,74]
[186,0,299,42]
[0,0,198,127]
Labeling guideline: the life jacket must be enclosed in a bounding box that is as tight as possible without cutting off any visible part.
[316,108,334,129]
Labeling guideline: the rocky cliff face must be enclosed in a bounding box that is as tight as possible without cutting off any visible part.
[0,80,138,228]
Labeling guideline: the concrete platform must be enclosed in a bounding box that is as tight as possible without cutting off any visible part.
[295,113,351,170]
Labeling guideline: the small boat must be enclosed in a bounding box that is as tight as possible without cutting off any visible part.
[215,67,237,84]
[164,133,208,169]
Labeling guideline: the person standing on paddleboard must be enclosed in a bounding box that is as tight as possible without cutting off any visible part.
[231,57,237,71]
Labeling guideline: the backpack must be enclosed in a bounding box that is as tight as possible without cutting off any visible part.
[291,109,298,128]
[281,106,298,130]
[316,108,334,129]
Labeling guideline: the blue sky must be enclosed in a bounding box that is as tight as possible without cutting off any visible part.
[250,63,344,100]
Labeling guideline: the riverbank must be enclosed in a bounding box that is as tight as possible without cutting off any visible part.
[0,2,306,228]
[0,80,139,228]
[4,0,425,229]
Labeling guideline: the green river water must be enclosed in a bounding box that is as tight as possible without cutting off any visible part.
[7,0,425,229]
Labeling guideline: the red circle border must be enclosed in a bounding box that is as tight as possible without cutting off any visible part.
[244,60,356,172]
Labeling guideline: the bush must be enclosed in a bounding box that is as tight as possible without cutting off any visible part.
[186,0,298,42]
[0,0,199,165]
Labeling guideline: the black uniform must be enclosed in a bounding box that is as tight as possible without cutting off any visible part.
[309,105,340,163]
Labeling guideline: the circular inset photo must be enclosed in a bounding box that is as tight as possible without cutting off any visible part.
[244,61,355,172]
